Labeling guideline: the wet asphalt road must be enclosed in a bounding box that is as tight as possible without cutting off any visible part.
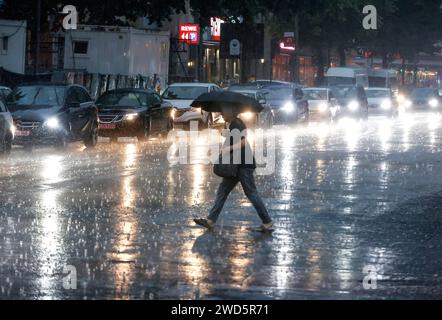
[1,111,442,300]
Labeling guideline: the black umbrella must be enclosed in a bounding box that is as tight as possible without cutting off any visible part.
[191,91,264,113]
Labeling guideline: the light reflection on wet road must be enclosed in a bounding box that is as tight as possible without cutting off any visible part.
[0,112,442,299]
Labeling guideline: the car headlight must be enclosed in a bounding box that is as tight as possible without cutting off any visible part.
[171,109,176,120]
[318,103,328,113]
[381,99,392,110]
[10,124,16,135]
[348,101,359,111]
[241,112,255,120]
[282,101,295,113]
[404,99,412,108]
[429,98,439,108]
[125,113,139,121]
[44,117,60,129]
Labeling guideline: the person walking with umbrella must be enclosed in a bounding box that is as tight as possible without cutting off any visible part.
[192,91,273,232]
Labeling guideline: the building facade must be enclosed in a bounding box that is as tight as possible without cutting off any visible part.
[0,19,27,74]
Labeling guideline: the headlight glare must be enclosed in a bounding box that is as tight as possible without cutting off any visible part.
[241,112,255,120]
[282,101,295,113]
[429,98,439,108]
[348,101,359,111]
[44,117,60,129]
[125,113,139,121]
[318,103,328,112]
[381,99,392,110]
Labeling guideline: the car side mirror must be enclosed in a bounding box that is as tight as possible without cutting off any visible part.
[259,99,266,105]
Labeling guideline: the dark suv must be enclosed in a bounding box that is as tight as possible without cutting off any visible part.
[6,83,98,149]
[330,85,369,120]
[262,85,309,124]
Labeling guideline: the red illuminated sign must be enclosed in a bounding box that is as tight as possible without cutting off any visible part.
[179,24,199,44]
[210,17,224,41]
[280,33,296,53]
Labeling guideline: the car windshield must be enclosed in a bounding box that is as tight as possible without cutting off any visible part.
[366,90,390,98]
[327,77,355,86]
[236,92,256,99]
[262,87,293,100]
[97,91,148,107]
[411,88,434,98]
[330,87,357,99]
[229,84,259,91]
[7,86,65,106]
[162,86,208,100]
[303,89,328,100]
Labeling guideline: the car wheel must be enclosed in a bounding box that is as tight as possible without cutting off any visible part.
[360,108,368,121]
[4,135,12,155]
[0,137,6,156]
[84,122,98,148]
[0,132,12,155]
[54,134,67,149]
[267,115,274,129]
[137,118,150,142]
[167,117,174,132]
[206,113,213,129]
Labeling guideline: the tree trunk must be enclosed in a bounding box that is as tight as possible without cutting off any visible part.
[412,54,419,87]
[315,46,325,86]
[338,45,346,66]
[401,57,406,86]
[382,51,388,69]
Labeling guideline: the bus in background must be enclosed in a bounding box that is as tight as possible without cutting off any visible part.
[325,67,369,88]
[368,69,399,93]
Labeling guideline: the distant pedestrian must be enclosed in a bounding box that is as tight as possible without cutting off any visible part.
[194,105,273,232]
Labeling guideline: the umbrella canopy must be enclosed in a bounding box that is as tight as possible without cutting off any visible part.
[191,91,264,113]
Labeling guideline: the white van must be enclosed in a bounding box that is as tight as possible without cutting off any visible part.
[325,67,369,88]
[368,69,398,92]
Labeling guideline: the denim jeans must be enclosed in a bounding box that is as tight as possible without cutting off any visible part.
[208,167,272,224]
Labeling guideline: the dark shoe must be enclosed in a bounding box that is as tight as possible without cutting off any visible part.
[255,221,274,232]
[194,218,215,229]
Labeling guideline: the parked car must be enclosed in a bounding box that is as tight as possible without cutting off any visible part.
[365,87,399,116]
[0,86,12,100]
[96,88,174,142]
[408,88,442,110]
[302,87,338,121]
[226,83,262,91]
[261,85,309,124]
[0,97,14,155]
[227,88,274,128]
[329,85,369,120]
[254,79,301,88]
[6,83,98,149]
[162,83,221,128]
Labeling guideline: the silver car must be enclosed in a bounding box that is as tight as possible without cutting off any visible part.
[302,87,338,121]
[0,97,14,154]
[162,83,222,129]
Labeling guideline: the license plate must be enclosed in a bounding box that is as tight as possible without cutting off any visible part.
[15,130,30,137]
[99,124,116,130]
